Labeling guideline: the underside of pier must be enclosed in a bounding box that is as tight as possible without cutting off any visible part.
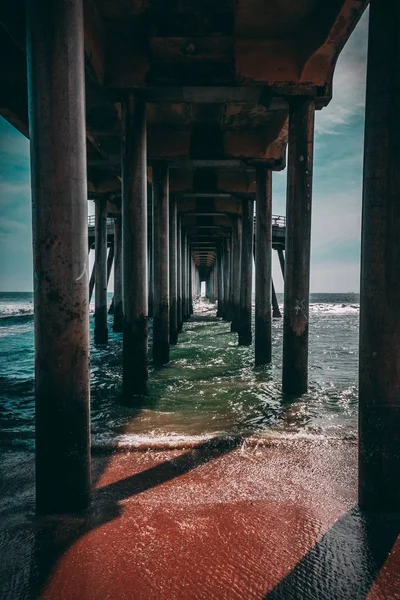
[2,1,400,592]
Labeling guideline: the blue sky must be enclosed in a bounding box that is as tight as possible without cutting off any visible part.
[0,11,368,292]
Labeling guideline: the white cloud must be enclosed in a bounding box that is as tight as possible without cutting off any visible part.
[316,9,369,137]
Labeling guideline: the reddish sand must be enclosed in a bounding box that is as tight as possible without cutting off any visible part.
[1,439,399,599]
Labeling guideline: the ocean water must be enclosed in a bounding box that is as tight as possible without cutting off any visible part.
[0,292,360,450]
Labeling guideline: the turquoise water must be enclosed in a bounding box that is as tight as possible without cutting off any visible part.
[0,292,360,449]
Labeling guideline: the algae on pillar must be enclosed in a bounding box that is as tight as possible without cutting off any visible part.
[122,93,148,398]
[27,0,90,513]
[255,168,272,365]
[282,98,315,395]
[238,199,254,346]
[359,0,400,512]
[153,163,170,366]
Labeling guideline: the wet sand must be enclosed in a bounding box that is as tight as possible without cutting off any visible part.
[1,439,399,599]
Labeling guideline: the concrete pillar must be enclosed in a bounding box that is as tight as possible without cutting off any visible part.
[148,183,154,319]
[181,233,185,321]
[223,237,231,320]
[106,244,114,312]
[177,217,182,332]
[186,237,190,318]
[231,218,241,332]
[89,258,95,304]
[122,93,148,398]
[359,0,400,511]
[186,241,190,317]
[107,242,114,285]
[238,199,254,346]
[189,253,194,314]
[217,244,224,317]
[282,98,315,395]
[153,163,170,366]
[27,0,90,513]
[272,279,282,318]
[255,168,272,365]
[278,248,285,279]
[113,215,123,332]
[169,196,178,344]
[229,226,235,326]
[94,197,108,344]
[182,234,188,320]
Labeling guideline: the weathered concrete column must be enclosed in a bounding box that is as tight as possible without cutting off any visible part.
[359,0,400,512]
[231,218,241,332]
[238,199,254,346]
[153,163,170,366]
[94,197,108,344]
[217,244,224,317]
[122,93,148,398]
[106,245,114,313]
[186,241,191,317]
[181,232,185,320]
[107,241,114,285]
[148,183,154,319]
[177,216,183,332]
[182,234,188,320]
[113,215,123,332]
[169,196,178,344]
[189,253,194,315]
[282,98,315,395]
[229,225,236,326]
[223,237,231,320]
[89,257,95,304]
[272,279,282,318]
[27,0,90,514]
[255,168,272,365]
[278,248,285,279]
[186,238,190,318]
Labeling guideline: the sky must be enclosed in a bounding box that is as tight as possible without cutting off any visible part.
[0,10,369,293]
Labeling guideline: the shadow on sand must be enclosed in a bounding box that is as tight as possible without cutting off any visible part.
[22,435,399,599]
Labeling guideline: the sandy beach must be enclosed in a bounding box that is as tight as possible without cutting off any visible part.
[1,438,399,599]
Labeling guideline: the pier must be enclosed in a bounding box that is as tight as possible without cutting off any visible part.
[1,0,400,597]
